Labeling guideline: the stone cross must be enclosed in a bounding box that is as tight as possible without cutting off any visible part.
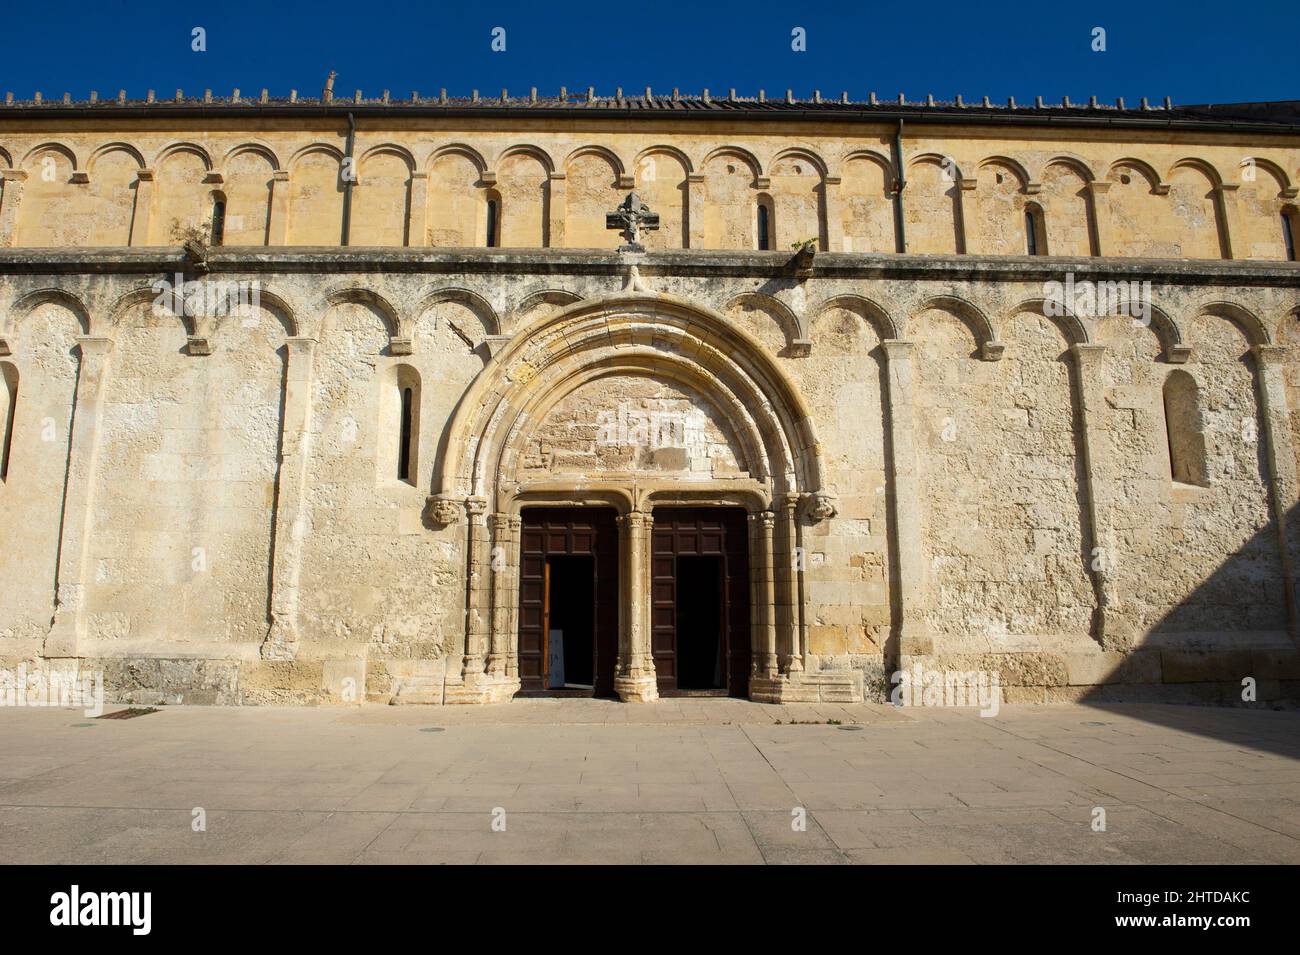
[606,192,660,252]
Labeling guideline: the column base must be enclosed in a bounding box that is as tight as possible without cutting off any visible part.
[749,670,863,704]
[443,672,520,705]
[614,673,659,703]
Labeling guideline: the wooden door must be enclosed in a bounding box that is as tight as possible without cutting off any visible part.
[518,508,618,695]
[650,508,751,696]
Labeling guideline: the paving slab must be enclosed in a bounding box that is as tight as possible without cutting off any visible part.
[0,700,1297,864]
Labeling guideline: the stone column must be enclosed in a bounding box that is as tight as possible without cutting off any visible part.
[130,169,154,246]
[822,175,844,252]
[880,340,930,656]
[462,496,490,677]
[614,510,657,701]
[1213,183,1245,260]
[1254,344,1299,640]
[268,170,290,246]
[547,172,566,248]
[1085,180,1112,257]
[44,336,114,659]
[778,493,803,672]
[749,509,777,677]
[506,514,522,677]
[0,169,27,246]
[488,512,513,675]
[686,173,707,249]
[406,171,428,247]
[1069,343,1133,648]
[262,337,317,660]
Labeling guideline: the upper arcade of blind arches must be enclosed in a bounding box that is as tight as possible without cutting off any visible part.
[1,129,1297,261]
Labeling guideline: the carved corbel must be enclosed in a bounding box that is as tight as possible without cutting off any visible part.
[185,335,212,356]
[804,491,838,522]
[1167,344,1192,364]
[483,334,512,358]
[0,337,11,356]
[425,494,465,526]
[389,337,413,356]
[980,341,1006,361]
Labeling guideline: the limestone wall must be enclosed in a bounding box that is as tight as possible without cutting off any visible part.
[1,116,1298,260]
[0,246,1294,705]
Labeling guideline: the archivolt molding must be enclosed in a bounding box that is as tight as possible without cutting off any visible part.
[977,155,1032,191]
[153,141,214,171]
[724,291,806,348]
[87,142,147,173]
[770,147,829,178]
[1241,157,1295,196]
[562,144,625,179]
[1010,297,1091,346]
[496,144,557,176]
[811,293,899,342]
[21,141,80,172]
[287,142,344,168]
[321,284,404,347]
[1039,154,1096,183]
[632,145,693,178]
[431,293,831,518]
[1108,157,1167,192]
[701,146,763,181]
[8,287,92,337]
[508,288,583,332]
[425,143,488,175]
[911,294,1003,359]
[1193,299,1273,346]
[1168,157,1225,187]
[413,284,502,340]
[222,141,282,173]
[357,143,417,174]
[837,149,897,189]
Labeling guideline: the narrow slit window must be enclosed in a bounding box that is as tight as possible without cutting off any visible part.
[0,364,17,483]
[210,197,226,246]
[757,202,770,251]
[486,198,499,248]
[1284,210,1297,262]
[1025,204,1047,256]
[398,386,413,482]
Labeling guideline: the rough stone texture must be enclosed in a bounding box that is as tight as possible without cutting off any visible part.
[1,106,1298,706]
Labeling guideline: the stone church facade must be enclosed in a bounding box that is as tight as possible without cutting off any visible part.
[0,91,1298,705]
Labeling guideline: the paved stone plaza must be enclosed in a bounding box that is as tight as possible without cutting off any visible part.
[0,701,1297,864]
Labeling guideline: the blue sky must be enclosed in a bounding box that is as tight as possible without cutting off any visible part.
[0,0,1291,106]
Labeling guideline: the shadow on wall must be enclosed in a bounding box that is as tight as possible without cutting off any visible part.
[1077,498,1299,757]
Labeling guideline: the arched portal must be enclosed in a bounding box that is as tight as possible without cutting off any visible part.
[426,293,852,704]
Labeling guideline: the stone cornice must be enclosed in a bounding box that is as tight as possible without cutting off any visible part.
[0,247,1297,287]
